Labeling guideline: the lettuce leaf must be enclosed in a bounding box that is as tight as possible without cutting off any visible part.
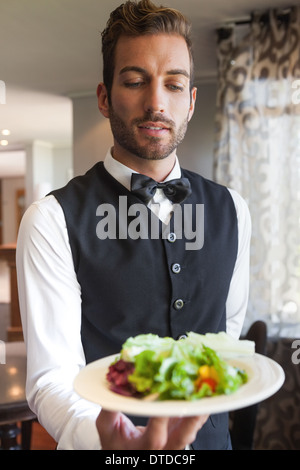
[120,334,174,362]
[186,331,255,358]
[107,332,250,401]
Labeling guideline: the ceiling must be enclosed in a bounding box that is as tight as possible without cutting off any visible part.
[0,0,296,176]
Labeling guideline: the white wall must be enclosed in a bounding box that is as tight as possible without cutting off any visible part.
[73,94,113,176]
[2,176,25,243]
[25,141,53,206]
[52,146,73,189]
[72,81,217,180]
[25,141,73,206]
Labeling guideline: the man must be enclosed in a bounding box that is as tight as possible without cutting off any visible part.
[16,0,251,450]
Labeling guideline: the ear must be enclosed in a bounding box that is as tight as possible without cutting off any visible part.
[188,87,197,122]
[97,82,110,118]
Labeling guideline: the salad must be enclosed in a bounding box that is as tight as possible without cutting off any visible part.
[106,332,253,401]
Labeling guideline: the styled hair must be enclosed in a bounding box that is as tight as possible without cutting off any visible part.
[101,0,194,100]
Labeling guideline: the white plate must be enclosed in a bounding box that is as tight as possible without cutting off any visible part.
[73,353,285,416]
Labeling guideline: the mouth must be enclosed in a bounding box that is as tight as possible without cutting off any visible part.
[138,121,170,137]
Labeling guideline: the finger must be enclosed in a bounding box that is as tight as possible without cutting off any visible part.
[140,417,170,450]
[97,409,148,450]
[96,409,120,435]
[96,409,121,448]
[165,414,209,450]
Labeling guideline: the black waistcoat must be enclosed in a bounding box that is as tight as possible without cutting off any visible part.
[50,162,238,450]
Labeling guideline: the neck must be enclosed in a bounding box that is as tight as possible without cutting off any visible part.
[111,145,176,182]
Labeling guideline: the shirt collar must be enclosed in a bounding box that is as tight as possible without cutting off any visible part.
[103,148,181,192]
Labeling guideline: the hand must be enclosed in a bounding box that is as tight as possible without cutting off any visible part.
[96,409,209,450]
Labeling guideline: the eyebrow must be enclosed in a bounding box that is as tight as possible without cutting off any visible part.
[119,66,190,79]
[167,69,190,79]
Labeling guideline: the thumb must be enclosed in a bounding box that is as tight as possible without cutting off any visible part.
[140,417,170,450]
[96,409,120,434]
[96,409,122,448]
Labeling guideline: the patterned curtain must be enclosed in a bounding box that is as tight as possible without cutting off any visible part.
[214,7,300,336]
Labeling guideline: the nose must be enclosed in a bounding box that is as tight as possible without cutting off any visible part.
[144,83,165,114]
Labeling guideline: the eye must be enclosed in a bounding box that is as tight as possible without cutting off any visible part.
[124,80,144,88]
[167,84,184,92]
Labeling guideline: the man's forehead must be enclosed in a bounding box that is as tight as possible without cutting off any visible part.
[114,33,191,75]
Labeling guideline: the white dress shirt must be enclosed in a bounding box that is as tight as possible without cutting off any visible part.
[16,150,251,450]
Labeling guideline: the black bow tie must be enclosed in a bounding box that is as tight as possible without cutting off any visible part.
[131,173,192,204]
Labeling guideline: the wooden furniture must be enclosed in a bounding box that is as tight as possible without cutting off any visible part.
[0,342,36,449]
[0,243,23,341]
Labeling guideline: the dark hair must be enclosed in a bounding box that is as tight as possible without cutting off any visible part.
[101,0,194,100]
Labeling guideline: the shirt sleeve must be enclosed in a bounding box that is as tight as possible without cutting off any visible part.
[16,195,101,450]
[225,189,252,339]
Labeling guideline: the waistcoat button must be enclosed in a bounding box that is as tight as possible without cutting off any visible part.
[171,263,181,274]
[177,334,187,340]
[167,232,176,243]
[173,298,184,310]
